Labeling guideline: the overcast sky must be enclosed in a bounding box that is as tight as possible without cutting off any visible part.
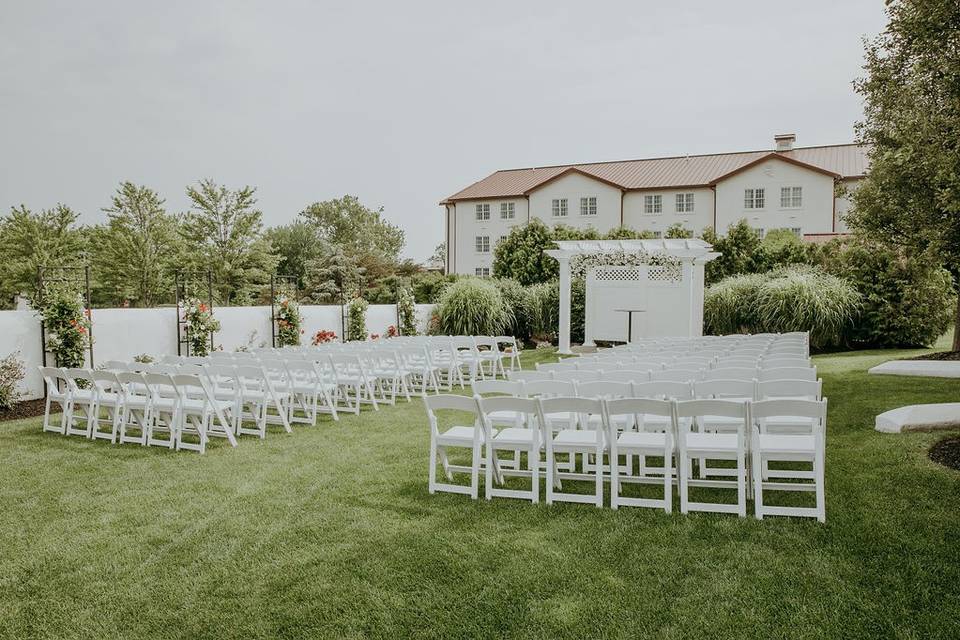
[0,1,888,261]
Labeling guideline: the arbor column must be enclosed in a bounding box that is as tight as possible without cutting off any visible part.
[557,255,572,355]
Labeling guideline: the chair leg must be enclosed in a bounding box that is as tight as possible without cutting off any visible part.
[545,447,554,505]
[428,436,437,494]
[752,449,764,520]
[530,443,539,504]
[610,445,620,510]
[663,445,673,514]
[470,442,481,500]
[594,446,604,508]
[679,453,690,514]
[736,451,747,517]
[485,443,494,501]
[815,451,826,523]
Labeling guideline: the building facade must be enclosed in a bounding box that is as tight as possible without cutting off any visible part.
[441,134,868,276]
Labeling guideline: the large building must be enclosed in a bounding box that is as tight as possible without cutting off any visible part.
[440,134,867,276]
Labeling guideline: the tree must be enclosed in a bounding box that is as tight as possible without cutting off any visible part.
[428,242,446,271]
[300,196,404,261]
[265,222,325,292]
[180,180,279,304]
[702,220,766,284]
[491,219,558,285]
[665,223,693,239]
[848,0,960,349]
[603,226,656,240]
[92,182,182,307]
[304,245,364,303]
[0,204,85,308]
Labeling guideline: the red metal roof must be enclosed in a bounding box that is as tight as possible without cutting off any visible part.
[442,144,868,203]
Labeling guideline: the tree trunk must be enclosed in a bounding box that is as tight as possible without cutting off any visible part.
[953,295,960,352]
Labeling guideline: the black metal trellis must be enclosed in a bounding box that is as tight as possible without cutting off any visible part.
[175,270,214,356]
[270,275,299,348]
[37,265,94,370]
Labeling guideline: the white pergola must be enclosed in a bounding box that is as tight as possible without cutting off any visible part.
[545,239,720,354]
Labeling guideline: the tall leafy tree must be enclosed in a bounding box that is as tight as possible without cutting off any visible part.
[180,179,279,304]
[92,182,182,307]
[848,0,960,349]
[265,221,325,292]
[0,204,85,307]
[300,195,405,261]
[304,245,365,303]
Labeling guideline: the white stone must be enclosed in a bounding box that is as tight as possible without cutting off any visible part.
[875,403,960,433]
[868,360,960,378]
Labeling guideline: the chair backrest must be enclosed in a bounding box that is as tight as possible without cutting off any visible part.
[600,370,651,384]
[575,380,632,399]
[508,370,552,382]
[473,336,499,351]
[91,370,119,390]
[759,367,817,382]
[605,397,674,423]
[693,378,756,400]
[651,369,702,382]
[702,367,757,381]
[523,379,576,398]
[675,398,749,420]
[751,398,827,435]
[536,361,578,372]
[476,396,539,430]
[102,360,129,372]
[756,379,822,400]
[632,361,666,371]
[39,366,68,394]
[472,379,524,396]
[552,370,600,383]
[632,380,693,400]
[423,393,481,434]
[538,396,605,436]
[63,368,93,392]
[144,372,178,399]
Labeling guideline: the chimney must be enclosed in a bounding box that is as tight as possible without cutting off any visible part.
[774,133,796,152]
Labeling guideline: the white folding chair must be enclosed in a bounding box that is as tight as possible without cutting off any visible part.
[116,371,152,445]
[606,398,675,512]
[474,336,505,378]
[478,396,541,503]
[144,373,180,449]
[494,336,522,372]
[539,396,607,507]
[39,367,70,435]
[676,399,749,517]
[424,394,486,499]
[63,368,97,437]
[759,367,817,382]
[90,371,124,443]
[751,399,828,522]
[508,370,552,382]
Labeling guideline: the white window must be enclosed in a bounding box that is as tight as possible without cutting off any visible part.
[474,267,490,277]
[499,235,508,244]
[551,198,568,217]
[780,186,802,208]
[500,202,515,219]
[756,228,766,239]
[744,188,765,209]
[579,196,597,216]
[790,227,802,237]
[644,195,662,214]
[475,203,490,221]
[650,230,663,239]
[475,236,490,253]
[675,193,694,213]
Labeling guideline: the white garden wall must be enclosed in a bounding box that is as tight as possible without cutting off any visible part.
[0,303,434,401]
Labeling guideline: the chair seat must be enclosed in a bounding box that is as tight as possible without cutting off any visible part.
[553,429,604,447]
[437,425,488,446]
[756,433,815,454]
[684,432,739,452]
[617,431,670,449]
[493,427,537,446]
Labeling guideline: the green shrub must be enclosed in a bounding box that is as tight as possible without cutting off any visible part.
[533,278,586,345]
[433,278,509,336]
[522,282,557,343]
[493,278,528,341]
[347,297,368,341]
[705,266,861,348]
[0,352,25,411]
[816,239,955,347]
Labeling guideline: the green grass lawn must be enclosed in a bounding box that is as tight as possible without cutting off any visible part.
[2,345,959,639]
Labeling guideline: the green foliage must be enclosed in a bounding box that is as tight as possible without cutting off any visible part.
[603,226,656,240]
[432,278,509,336]
[493,278,528,341]
[347,297,368,342]
[397,284,417,336]
[275,294,303,347]
[428,242,446,271]
[521,282,556,343]
[300,196,405,262]
[850,0,960,348]
[410,272,458,303]
[36,282,90,368]
[702,220,766,284]
[265,222,325,292]
[92,182,182,307]
[182,298,220,357]
[181,180,279,305]
[665,223,693,239]
[492,219,557,285]
[705,267,861,349]
[0,353,25,411]
[304,245,365,303]
[758,229,807,269]
[815,238,954,347]
[0,204,85,308]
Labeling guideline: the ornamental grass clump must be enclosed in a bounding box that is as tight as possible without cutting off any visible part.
[433,278,509,336]
[705,266,860,349]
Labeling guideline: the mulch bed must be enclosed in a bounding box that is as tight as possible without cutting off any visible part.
[904,351,960,361]
[929,437,960,472]
[0,398,48,423]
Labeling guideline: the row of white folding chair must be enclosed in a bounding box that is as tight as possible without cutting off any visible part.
[425,394,826,520]
[39,366,236,453]
[512,367,817,384]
